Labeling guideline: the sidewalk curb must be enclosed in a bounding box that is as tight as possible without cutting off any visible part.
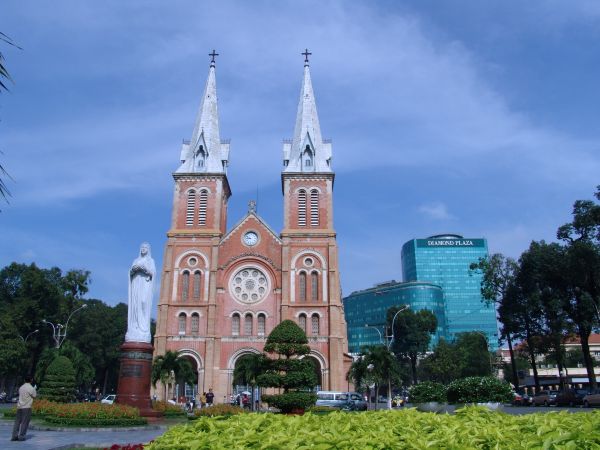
[31,424,165,432]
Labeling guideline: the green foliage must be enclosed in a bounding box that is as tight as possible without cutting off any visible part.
[151,350,196,400]
[190,404,247,419]
[38,355,77,402]
[35,342,94,388]
[43,417,147,427]
[148,407,600,449]
[446,377,513,404]
[258,320,316,413]
[408,381,447,403]
[0,337,27,379]
[152,400,185,417]
[418,339,462,384]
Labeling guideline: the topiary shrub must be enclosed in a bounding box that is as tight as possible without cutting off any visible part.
[257,320,317,413]
[409,381,447,403]
[446,377,512,404]
[38,355,77,403]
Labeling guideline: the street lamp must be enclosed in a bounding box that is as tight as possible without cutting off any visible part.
[43,304,87,348]
[388,305,410,350]
[364,324,384,345]
[19,329,39,343]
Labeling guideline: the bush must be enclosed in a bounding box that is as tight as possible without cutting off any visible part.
[38,355,77,403]
[262,392,317,413]
[43,416,147,427]
[446,377,513,404]
[152,401,185,417]
[148,407,600,449]
[190,404,246,419]
[408,382,447,403]
[4,398,75,418]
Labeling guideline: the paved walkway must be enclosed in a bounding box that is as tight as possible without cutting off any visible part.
[0,419,167,450]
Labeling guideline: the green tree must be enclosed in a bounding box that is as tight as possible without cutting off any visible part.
[453,332,493,377]
[418,339,461,384]
[151,351,196,401]
[233,353,266,410]
[360,345,403,409]
[257,320,317,413]
[557,186,600,389]
[35,342,94,391]
[387,306,437,384]
[38,355,77,402]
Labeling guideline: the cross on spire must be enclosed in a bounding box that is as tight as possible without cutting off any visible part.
[209,49,219,67]
[302,48,312,66]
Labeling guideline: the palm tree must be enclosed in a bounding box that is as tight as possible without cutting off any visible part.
[233,353,265,410]
[362,345,402,410]
[0,32,19,204]
[151,351,195,401]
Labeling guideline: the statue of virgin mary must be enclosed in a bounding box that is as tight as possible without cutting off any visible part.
[125,242,156,343]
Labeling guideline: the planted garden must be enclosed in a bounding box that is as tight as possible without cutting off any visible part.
[148,407,600,449]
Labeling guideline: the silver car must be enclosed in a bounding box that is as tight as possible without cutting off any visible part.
[583,388,600,408]
[315,391,367,411]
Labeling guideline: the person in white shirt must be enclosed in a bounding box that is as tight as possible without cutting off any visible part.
[11,375,36,442]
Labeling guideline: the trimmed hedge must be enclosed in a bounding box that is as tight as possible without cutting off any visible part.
[408,381,447,403]
[446,376,513,404]
[39,355,77,403]
[43,416,147,427]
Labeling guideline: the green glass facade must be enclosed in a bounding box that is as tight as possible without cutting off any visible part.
[401,234,498,350]
[342,281,446,353]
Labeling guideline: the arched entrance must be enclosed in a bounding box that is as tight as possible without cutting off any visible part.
[304,356,323,391]
[229,349,262,410]
[174,355,199,403]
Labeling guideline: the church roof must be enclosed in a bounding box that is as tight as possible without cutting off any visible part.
[177,55,229,174]
[221,201,283,246]
[283,55,332,173]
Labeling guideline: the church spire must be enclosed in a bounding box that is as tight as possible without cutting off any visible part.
[177,50,229,174]
[283,50,332,173]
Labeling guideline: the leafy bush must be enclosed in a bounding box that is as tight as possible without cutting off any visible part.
[306,405,337,414]
[148,407,600,449]
[262,392,317,413]
[152,401,185,417]
[446,376,513,404]
[189,404,247,419]
[38,355,77,403]
[44,416,147,427]
[408,381,447,403]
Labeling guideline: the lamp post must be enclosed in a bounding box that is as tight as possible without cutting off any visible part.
[388,305,410,350]
[43,304,87,349]
[19,329,39,343]
[364,324,384,345]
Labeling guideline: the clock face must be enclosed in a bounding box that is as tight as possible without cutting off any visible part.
[243,231,258,246]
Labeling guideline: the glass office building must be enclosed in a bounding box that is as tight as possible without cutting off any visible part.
[401,234,498,350]
[343,281,446,353]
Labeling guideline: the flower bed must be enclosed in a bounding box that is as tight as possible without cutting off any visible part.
[3,398,58,418]
[149,407,600,449]
[152,401,185,417]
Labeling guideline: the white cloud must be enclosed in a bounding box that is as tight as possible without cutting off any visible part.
[418,202,455,220]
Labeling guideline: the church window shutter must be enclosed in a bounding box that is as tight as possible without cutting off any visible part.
[186,190,196,226]
[198,189,208,226]
[311,314,320,335]
[299,314,307,333]
[244,314,253,336]
[232,314,240,336]
[298,189,307,226]
[257,314,266,336]
[311,272,319,301]
[182,271,190,302]
[299,272,307,302]
[191,313,199,334]
[310,189,319,226]
[178,313,187,334]
[193,271,201,299]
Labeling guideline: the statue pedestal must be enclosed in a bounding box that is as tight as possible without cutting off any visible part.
[116,341,162,417]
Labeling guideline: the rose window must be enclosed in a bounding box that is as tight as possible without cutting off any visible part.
[230,267,269,304]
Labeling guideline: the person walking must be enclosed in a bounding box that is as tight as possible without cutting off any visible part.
[11,375,36,442]
[206,388,214,406]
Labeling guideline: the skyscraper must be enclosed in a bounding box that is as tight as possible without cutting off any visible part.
[401,234,498,349]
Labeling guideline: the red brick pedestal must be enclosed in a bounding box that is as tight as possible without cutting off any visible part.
[116,341,162,417]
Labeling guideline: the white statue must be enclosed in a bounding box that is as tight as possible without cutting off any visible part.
[125,242,156,343]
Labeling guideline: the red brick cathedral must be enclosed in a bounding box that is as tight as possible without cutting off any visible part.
[153,53,351,402]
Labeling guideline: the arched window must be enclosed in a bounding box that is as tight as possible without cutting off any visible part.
[181,271,190,302]
[299,314,307,333]
[198,189,208,226]
[191,313,200,334]
[178,313,187,334]
[311,314,320,336]
[298,189,307,227]
[303,145,313,170]
[245,314,253,336]
[311,272,319,302]
[299,272,307,302]
[310,189,319,227]
[232,313,240,336]
[196,146,206,169]
[193,271,201,300]
[186,190,196,226]
[257,314,266,336]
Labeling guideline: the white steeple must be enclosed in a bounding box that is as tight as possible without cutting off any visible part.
[177,51,230,174]
[283,50,332,173]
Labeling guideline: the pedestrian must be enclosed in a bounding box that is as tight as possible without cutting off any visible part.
[206,388,214,406]
[11,375,36,442]
[200,392,207,408]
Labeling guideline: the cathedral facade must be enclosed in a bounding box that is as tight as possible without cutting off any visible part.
[153,54,351,402]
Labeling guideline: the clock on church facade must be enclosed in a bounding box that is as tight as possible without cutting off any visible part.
[152,52,352,402]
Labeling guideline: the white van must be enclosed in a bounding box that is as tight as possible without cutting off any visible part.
[315,391,367,410]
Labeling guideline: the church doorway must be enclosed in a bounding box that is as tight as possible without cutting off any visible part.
[174,355,199,404]
[232,353,262,410]
[304,356,323,391]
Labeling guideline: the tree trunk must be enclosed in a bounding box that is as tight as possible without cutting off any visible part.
[410,355,418,385]
[506,334,519,391]
[579,330,597,390]
[387,379,392,410]
[102,367,109,397]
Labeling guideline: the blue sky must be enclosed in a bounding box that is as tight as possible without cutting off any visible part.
[1,1,599,308]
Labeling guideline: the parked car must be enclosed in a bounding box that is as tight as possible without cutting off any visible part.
[555,388,589,407]
[532,390,558,406]
[583,389,600,408]
[512,391,533,406]
[316,391,367,411]
[100,394,116,405]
